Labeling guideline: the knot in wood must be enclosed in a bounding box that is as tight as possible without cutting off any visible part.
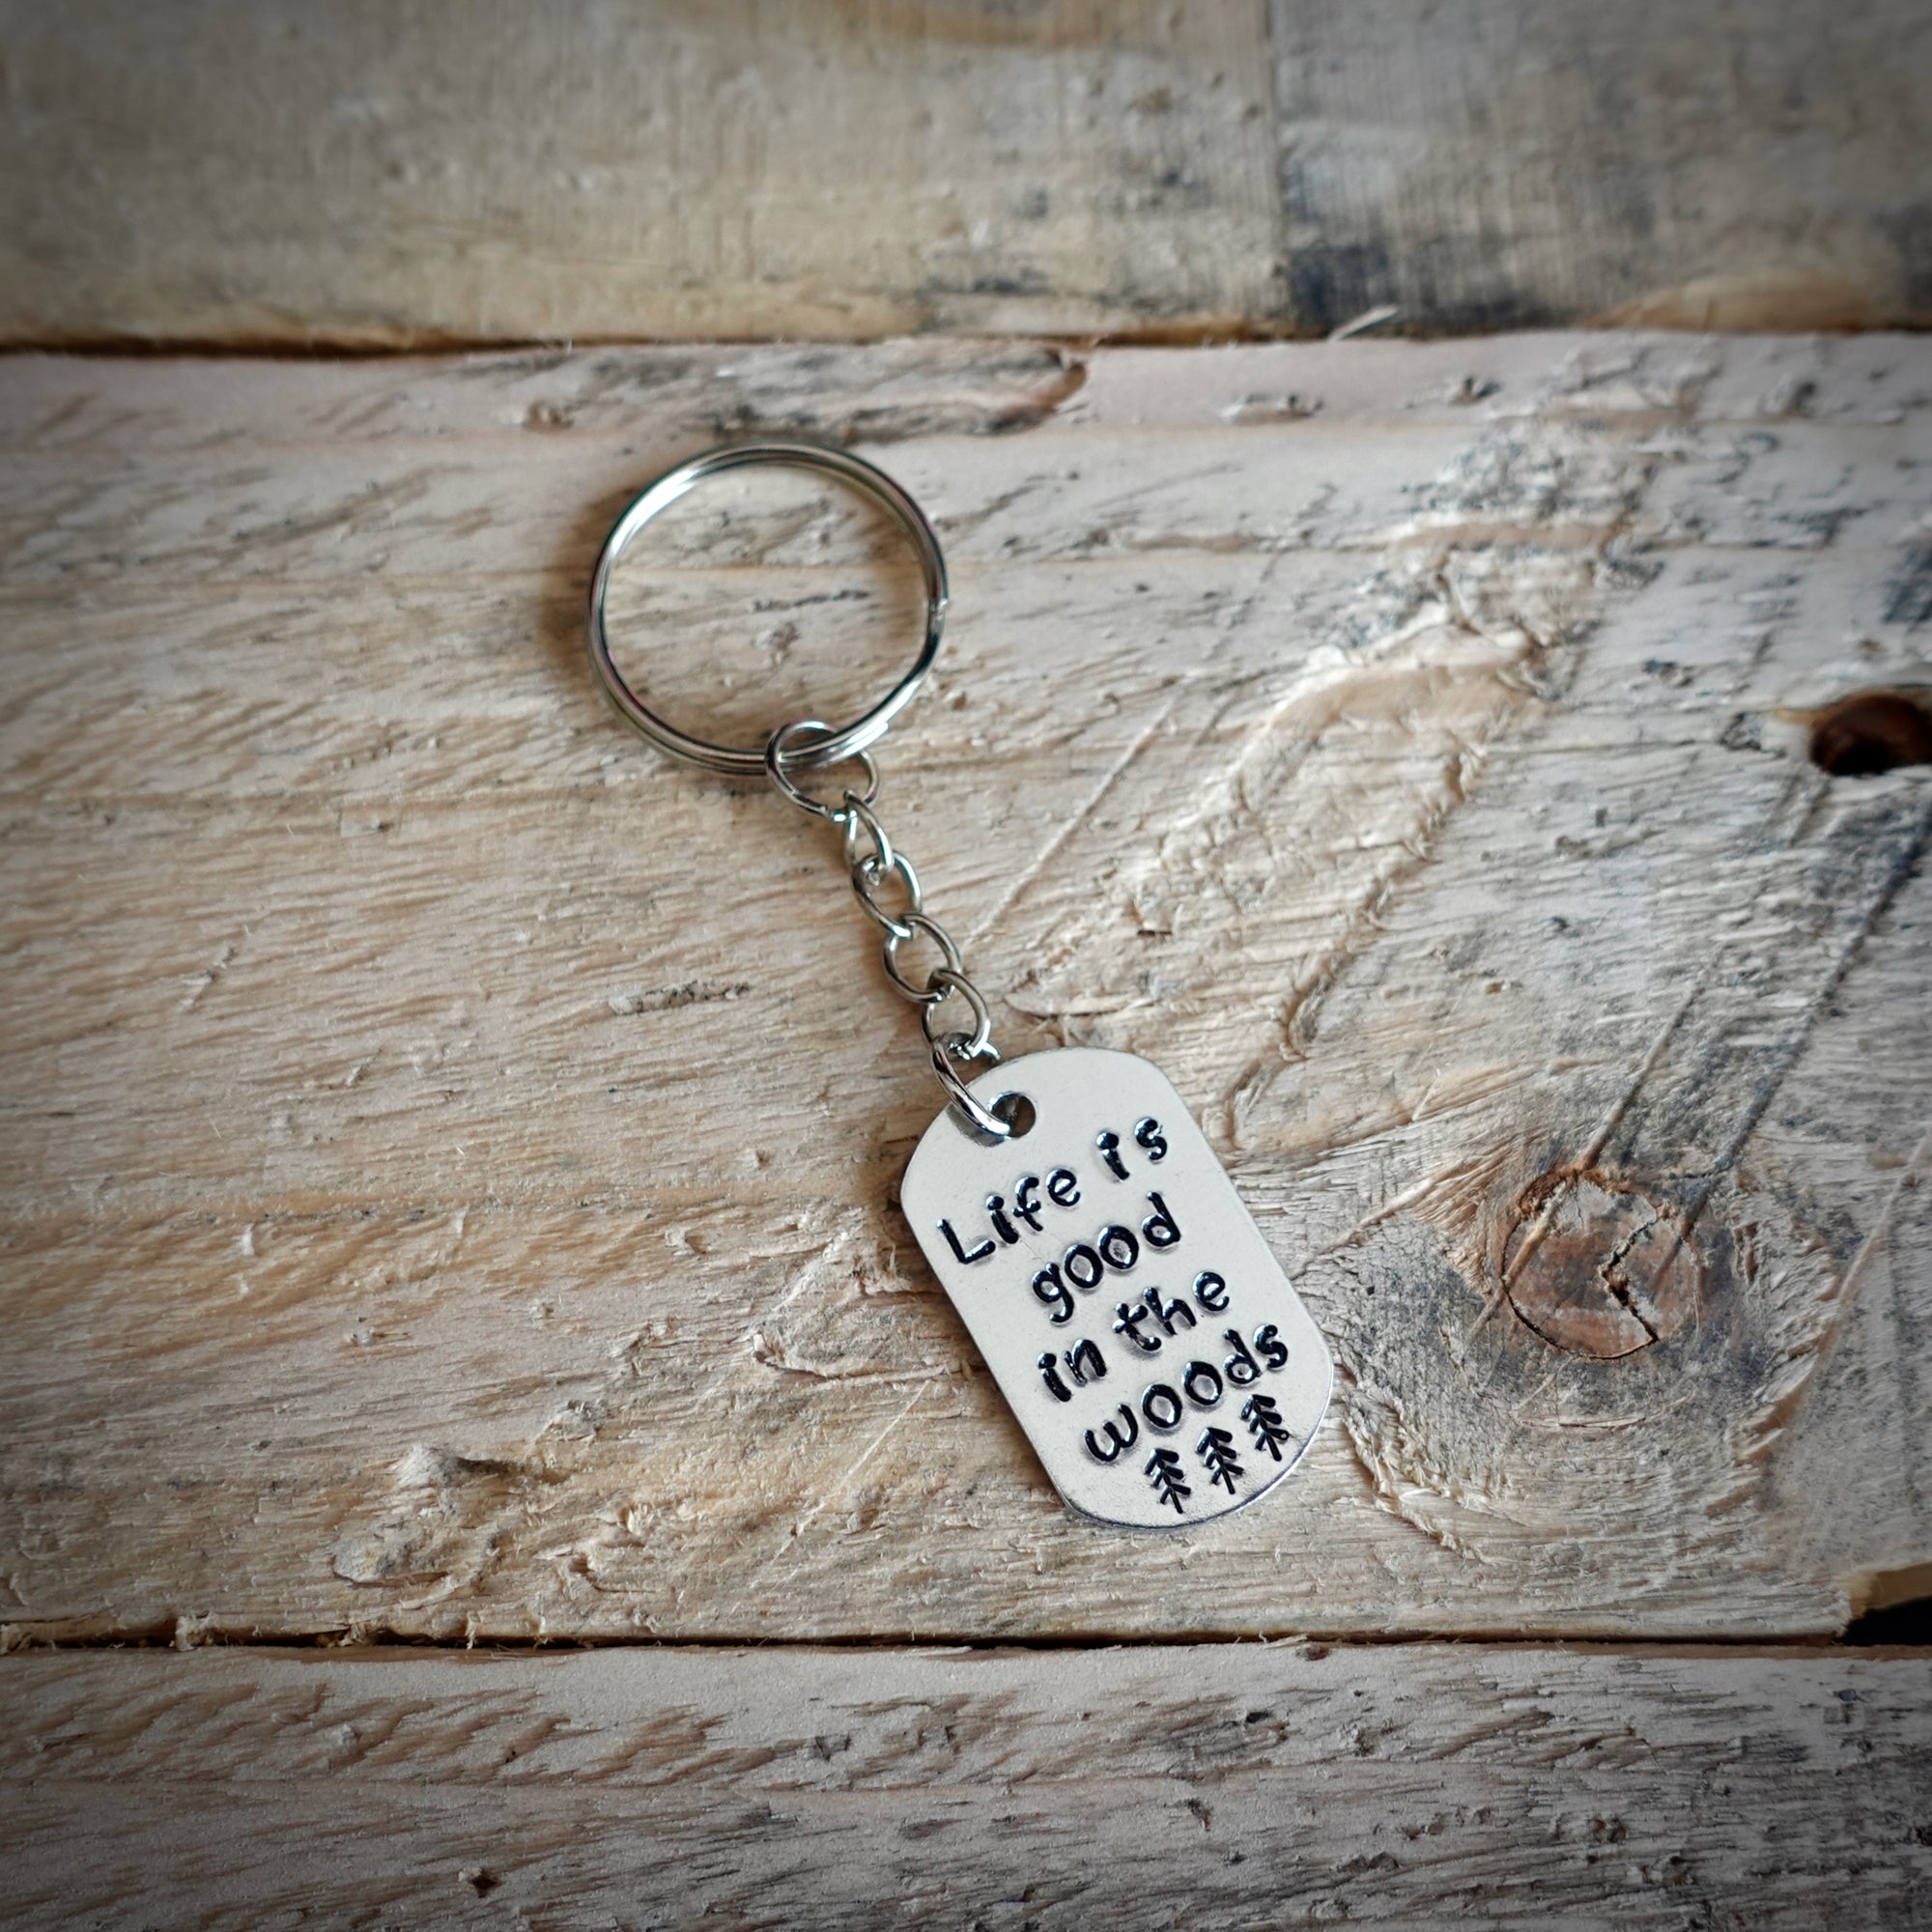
[1501,1172,1701,1360]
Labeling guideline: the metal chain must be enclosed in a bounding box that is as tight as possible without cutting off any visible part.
[766,721,1014,1138]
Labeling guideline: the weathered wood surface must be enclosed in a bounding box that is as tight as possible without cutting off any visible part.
[3,1642,1928,1929]
[1274,0,1932,334]
[0,0,1280,347]
[1,332,1929,1647]
[3,0,1928,348]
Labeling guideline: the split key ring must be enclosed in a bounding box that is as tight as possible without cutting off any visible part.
[584,440,949,778]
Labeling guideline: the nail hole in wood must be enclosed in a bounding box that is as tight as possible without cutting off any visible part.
[1806,690,1932,778]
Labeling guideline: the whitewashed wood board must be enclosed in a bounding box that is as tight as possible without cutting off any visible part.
[2,1,1927,346]
[0,332,1928,1644]
[1273,0,1932,333]
[2,1642,1928,1929]
[0,0,1280,346]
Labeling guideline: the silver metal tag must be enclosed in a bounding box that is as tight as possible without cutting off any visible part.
[902,1048,1332,1528]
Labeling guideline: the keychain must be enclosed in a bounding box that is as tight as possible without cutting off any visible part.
[587,440,1332,1529]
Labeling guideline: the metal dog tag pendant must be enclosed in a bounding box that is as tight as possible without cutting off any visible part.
[903,1048,1331,1528]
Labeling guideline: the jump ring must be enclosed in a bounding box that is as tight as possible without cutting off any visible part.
[929,1037,1013,1140]
[920,969,995,1060]
[838,793,895,875]
[881,912,962,1003]
[850,849,923,941]
[765,720,882,821]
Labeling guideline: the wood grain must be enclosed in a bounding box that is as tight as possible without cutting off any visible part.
[0,0,1280,347]
[1273,0,1932,333]
[3,1,1928,347]
[3,1642,1928,1929]
[1,333,1929,1646]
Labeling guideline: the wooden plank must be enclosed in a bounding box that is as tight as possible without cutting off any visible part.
[1,1643,1928,1928]
[0,0,1281,347]
[1272,0,1932,333]
[4,3,1929,347]
[0,334,1929,1646]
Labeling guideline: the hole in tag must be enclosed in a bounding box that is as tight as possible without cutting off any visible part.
[992,1092,1037,1138]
